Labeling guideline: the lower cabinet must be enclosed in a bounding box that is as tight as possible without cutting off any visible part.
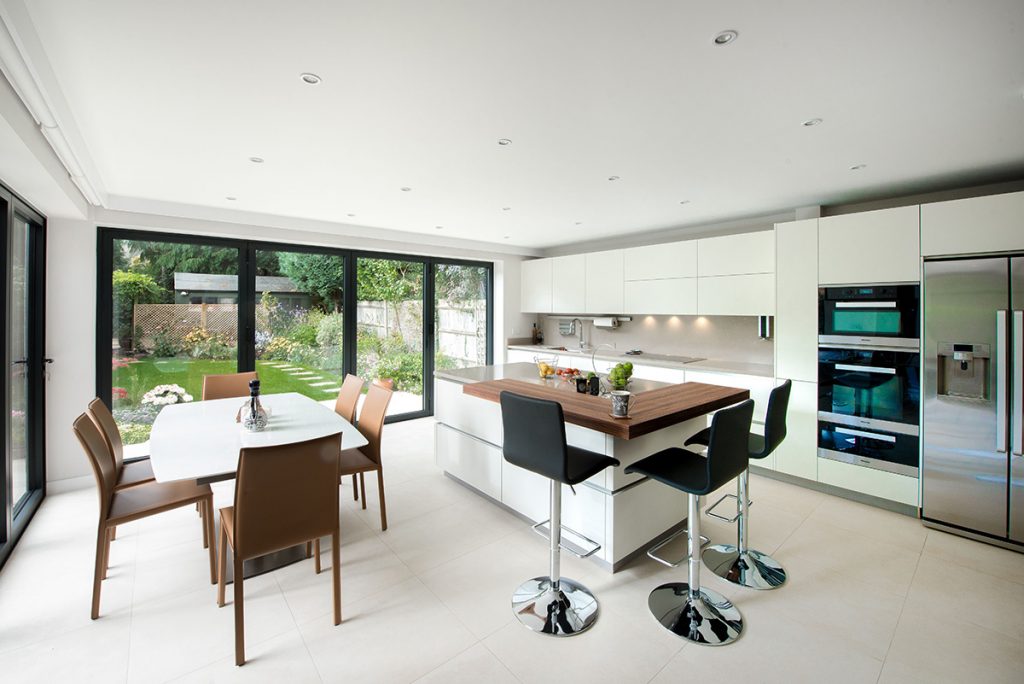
[772,379,817,481]
[434,423,502,500]
[818,458,918,507]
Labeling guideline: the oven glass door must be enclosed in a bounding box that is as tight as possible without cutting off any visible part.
[819,348,920,425]
[819,285,919,340]
[818,421,919,476]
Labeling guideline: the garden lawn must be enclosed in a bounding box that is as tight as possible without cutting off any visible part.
[112,357,347,406]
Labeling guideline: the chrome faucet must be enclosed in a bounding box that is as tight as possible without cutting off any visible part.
[572,318,587,350]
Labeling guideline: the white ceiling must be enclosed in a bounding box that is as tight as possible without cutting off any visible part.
[12,0,1024,248]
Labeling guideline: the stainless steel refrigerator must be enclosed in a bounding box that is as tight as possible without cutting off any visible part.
[922,257,1024,547]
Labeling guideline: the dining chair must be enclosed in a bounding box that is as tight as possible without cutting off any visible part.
[87,398,155,490]
[72,414,216,620]
[201,371,259,401]
[216,433,343,666]
[333,374,365,501]
[336,383,392,530]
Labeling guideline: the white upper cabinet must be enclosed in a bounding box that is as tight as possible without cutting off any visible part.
[921,190,1024,257]
[624,241,697,280]
[697,231,775,276]
[775,219,819,383]
[818,206,920,284]
[585,249,624,313]
[551,254,586,313]
[697,274,775,316]
[520,258,552,312]
[624,278,698,315]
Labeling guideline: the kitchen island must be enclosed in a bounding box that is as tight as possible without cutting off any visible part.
[434,362,749,571]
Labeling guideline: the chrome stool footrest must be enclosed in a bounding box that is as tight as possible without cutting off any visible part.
[646,526,711,568]
[704,492,753,523]
[532,519,601,559]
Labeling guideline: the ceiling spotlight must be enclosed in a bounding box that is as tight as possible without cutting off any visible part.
[503,235,510,240]
[713,30,738,46]
[802,118,823,127]
[849,163,867,171]
[249,156,264,163]
[575,221,583,225]
[347,213,356,217]
[502,207,511,211]
[435,226,444,230]
[300,73,322,85]
[608,175,620,181]
[225,196,237,201]
[679,200,690,205]
[497,138,512,146]
[400,187,412,192]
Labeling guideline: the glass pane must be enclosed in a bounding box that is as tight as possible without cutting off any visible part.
[111,239,239,445]
[9,216,30,508]
[254,250,346,402]
[356,258,424,416]
[434,264,488,371]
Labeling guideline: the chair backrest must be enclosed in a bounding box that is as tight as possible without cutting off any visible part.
[334,374,365,424]
[705,399,756,491]
[202,371,258,401]
[87,397,124,472]
[499,391,570,483]
[755,379,792,459]
[357,384,392,464]
[72,413,116,520]
[232,432,342,559]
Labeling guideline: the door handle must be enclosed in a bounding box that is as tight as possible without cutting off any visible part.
[12,358,28,365]
[1013,310,1022,456]
[834,426,897,443]
[834,364,897,375]
[997,310,1008,453]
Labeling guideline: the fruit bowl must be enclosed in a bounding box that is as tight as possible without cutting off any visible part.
[533,354,559,379]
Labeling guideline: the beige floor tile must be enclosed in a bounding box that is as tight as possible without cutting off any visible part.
[171,628,322,682]
[746,472,829,517]
[0,613,132,682]
[347,466,481,528]
[879,605,1024,683]
[298,577,476,684]
[413,643,519,684]
[810,495,928,551]
[922,528,1024,585]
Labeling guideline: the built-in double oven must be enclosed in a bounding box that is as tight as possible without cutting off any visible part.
[818,284,921,477]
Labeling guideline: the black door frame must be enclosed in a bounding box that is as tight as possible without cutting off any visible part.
[0,181,47,571]
[96,228,494,423]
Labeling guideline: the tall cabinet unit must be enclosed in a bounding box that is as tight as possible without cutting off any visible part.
[772,219,819,481]
[819,205,920,284]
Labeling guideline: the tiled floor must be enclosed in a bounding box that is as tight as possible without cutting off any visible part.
[2,417,1023,683]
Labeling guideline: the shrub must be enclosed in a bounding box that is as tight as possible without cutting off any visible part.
[287,322,318,347]
[316,313,345,349]
[374,334,423,394]
[120,423,153,445]
[287,343,322,368]
[182,327,232,359]
[151,326,181,357]
[114,404,160,426]
[263,337,298,360]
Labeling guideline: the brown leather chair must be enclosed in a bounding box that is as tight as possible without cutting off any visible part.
[216,433,343,666]
[202,371,258,401]
[72,414,216,620]
[338,383,392,530]
[333,374,365,501]
[87,398,155,490]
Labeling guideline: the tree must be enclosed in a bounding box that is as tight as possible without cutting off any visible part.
[112,270,164,351]
[132,242,277,294]
[278,252,346,312]
[357,259,421,336]
[434,264,487,302]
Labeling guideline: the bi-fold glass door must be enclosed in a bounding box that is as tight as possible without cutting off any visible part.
[1,186,46,569]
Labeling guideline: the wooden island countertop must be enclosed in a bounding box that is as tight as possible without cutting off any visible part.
[462,377,749,440]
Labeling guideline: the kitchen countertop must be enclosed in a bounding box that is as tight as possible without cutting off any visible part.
[506,344,774,378]
[435,362,672,393]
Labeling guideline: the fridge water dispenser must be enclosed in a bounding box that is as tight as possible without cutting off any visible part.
[936,342,990,399]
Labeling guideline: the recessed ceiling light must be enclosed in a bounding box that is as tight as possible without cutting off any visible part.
[347,213,355,217]
[575,221,582,225]
[497,138,512,146]
[249,156,264,164]
[679,200,690,205]
[802,118,823,127]
[225,196,237,201]
[435,226,444,230]
[713,30,738,46]
[400,187,412,192]
[300,73,321,85]
[849,163,867,171]
[503,235,510,239]
[608,175,620,181]
[502,207,511,211]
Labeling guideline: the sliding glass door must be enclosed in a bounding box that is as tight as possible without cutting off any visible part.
[434,262,491,371]
[1,186,46,569]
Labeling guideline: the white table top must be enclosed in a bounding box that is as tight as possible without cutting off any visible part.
[149,392,368,483]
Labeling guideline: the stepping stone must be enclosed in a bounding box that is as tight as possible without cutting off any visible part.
[290,371,315,376]
[309,381,337,387]
[278,366,298,371]
[305,376,323,381]
[320,387,342,394]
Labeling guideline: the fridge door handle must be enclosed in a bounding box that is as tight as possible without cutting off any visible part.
[1014,310,1023,456]
[997,310,1008,453]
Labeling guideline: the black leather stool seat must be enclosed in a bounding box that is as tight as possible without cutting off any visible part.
[685,429,765,459]
[566,446,619,485]
[625,448,711,495]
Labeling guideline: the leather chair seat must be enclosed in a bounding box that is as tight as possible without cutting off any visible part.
[108,479,212,524]
[339,447,377,474]
[116,458,155,489]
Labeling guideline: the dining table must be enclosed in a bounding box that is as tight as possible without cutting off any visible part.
[148,391,368,578]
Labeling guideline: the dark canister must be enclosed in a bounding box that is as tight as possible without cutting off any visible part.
[588,375,600,395]
[575,376,588,393]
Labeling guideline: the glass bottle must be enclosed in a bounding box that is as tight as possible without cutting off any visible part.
[243,378,268,431]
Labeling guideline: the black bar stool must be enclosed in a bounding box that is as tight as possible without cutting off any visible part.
[686,380,791,590]
[499,391,620,637]
[625,399,754,646]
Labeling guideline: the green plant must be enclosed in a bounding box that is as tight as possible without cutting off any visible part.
[608,362,633,390]
[287,321,318,346]
[263,337,298,360]
[316,312,345,348]
[112,270,164,351]
[151,326,180,357]
[120,423,153,445]
[287,343,322,368]
[182,327,232,359]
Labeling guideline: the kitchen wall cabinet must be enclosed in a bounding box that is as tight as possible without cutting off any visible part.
[818,206,920,284]
[771,379,817,480]
[585,249,624,313]
[697,274,775,316]
[551,254,586,313]
[697,231,775,277]
[624,277,697,315]
[520,258,552,312]
[921,190,1024,257]
[775,218,818,383]
[624,241,697,280]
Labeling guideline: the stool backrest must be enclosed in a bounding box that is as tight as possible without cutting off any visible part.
[706,399,756,488]
[755,379,792,459]
[499,391,569,482]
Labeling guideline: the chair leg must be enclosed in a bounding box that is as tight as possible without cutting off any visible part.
[332,529,342,625]
[376,469,388,531]
[234,555,246,666]
[314,538,322,574]
[110,526,117,541]
[305,541,312,559]
[217,522,228,607]
[201,499,209,550]
[205,499,217,584]
[359,472,367,510]
[91,524,106,620]
[353,474,359,501]
[101,525,112,580]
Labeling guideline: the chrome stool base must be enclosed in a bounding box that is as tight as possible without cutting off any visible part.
[511,576,599,637]
[648,582,743,645]
[702,544,787,590]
